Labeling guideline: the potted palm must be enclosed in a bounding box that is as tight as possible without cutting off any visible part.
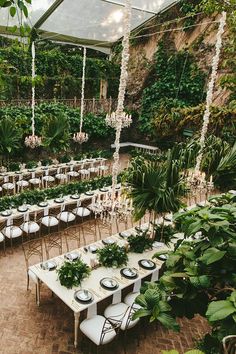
[124,152,184,239]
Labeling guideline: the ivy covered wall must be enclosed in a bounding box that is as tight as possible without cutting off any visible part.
[0,37,120,100]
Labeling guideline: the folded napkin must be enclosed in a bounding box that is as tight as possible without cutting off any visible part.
[133,279,141,293]
[112,289,121,304]
[151,269,159,282]
[87,303,97,318]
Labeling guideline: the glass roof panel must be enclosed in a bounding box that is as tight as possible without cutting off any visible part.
[40,0,177,45]
[0,0,55,28]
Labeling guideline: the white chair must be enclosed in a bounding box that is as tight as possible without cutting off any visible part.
[22,238,43,306]
[3,216,24,251]
[104,302,139,331]
[57,208,76,227]
[0,221,6,255]
[41,207,60,233]
[42,175,55,188]
[55,173,67,184]
[21,213,40,238]
[80,315,120,348]
[72,206,91,221]
[2,182,15,195]
[16,180,29,193]
[124,292,141,308]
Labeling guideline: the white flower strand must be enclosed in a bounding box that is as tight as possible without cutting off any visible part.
[111,0,132,206]
[31,41,35,136]
[80,46,86,134]
[195,11,226,172]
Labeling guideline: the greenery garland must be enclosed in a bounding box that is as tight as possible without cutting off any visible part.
[0,174,114,211]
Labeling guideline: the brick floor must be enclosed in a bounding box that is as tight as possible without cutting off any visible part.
[0,153,211,354]
[0,223,210,354]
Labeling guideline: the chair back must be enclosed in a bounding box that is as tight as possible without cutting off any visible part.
[22,238,43,269]
[223,335,236,354]
[44,231,62,259]
[100,316,121,345]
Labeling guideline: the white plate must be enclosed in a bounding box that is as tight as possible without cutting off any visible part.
[152,241,165,248]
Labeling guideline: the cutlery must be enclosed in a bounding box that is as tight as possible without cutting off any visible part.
[88,288,102,299]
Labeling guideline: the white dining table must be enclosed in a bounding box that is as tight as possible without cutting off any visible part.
[0,184,119,224]
[0,157,107,180]
[29,227,169,348]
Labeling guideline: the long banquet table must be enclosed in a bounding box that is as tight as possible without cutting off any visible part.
[0,185,119,224]
[29,226,169,347]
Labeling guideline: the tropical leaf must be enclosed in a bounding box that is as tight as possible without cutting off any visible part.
[206,300,236,322]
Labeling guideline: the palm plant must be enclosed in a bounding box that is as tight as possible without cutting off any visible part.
[213,142,236,190]
[42,113,70,153]
[0,117,22,165]
[124,154,184,235]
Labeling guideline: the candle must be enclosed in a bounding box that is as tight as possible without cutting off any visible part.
[210,175,213,183]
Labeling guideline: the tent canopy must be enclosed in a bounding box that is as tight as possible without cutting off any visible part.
[0,0,178,53]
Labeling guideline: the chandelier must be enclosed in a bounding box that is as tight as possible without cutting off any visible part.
[73,132,88,144]
[105,111,132,129]
[73,46,89,144]
[25,135,42,149]
[25,41,42,149]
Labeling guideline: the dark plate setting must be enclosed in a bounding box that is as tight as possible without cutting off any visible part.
[119,231,131,239]
[135,226,149,232]
[99,188,109,192]
[41,166,49,170]
[74,289,93,304]
[138,259,156,270]
[17,205,29,212]
[1,210,12,217]
[100,277,119,290]
[102,238,115,245]
[40,260,57,271]
[85,191,94,196]
[120,267,138,279]
[156,254,169,261]
[64,252,80,261]
[70,194,80,200]
[87,245,98,253]
[54,198,64,203]
[38,201,48,207]
[152,241,165,248]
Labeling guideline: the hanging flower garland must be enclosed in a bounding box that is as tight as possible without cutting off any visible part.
[106,0,132,205]
[73,46,88,144]
[25,41,42,148]
[195,11,227,173]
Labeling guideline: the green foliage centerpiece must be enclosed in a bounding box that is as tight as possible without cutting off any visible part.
[97,244,128,268]
[128,230,153,253]
[57,259,91,289]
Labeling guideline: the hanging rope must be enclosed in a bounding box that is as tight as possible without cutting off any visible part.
[111,0,132,204]
[31,41,35,136]
[80,46,86,134]
[195,11,227,173]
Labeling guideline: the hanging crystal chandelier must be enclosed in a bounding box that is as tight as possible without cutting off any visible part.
[73,46,89,144]
[73,131,88,144]
[25,41,42,149]
[25,135,42,149]
[105,111,132,129]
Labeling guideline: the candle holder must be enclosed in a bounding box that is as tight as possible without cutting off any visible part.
[73,132,88,144]
[25,135,42,149]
